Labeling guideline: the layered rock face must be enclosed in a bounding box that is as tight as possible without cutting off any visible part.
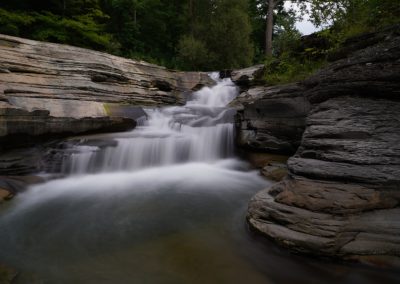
[233,83,310,154]
[0,34,212,147]
[242,27,400,266]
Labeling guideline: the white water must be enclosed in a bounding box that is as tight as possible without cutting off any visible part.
[62,75,238,174]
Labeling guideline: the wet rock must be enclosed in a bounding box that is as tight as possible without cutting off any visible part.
[151,80,173,92]
[233,84,310,155]
[0,188,12,202]
[0,176,44,201]
[246,26,400,267]
[248,185,400,268]
[261,163,287,182]
[0,101,136,150]
[303,26,400,103]
[0,147,45,175]
[230,64,265,88]
[104,105,147,120]
[241,151,289,169]
[0,34,213,146]
[219,69,232,79]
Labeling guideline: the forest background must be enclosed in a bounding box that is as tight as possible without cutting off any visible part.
[0,0,399,82]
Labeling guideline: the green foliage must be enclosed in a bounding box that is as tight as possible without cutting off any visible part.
[0,8,35,36]
[262,19,331,85]
[248,0,287,61]
[304,0,400,41]
[177,36,211,71]
[264,53,325,85]
[0,0,399,72]
[262,0,399,85]
[339,0,399,39]
[0,8,115,52]
[177,0,254,70]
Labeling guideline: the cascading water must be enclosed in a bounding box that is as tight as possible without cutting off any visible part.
[62,75,238,174]
[1,74,399,284]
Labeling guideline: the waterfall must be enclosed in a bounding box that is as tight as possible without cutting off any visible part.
[62,74,238,174]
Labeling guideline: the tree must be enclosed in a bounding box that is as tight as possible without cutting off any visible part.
[178,0,254,70]
[177,35,211,70]
[249,0,286,58]
[265,0,274,56]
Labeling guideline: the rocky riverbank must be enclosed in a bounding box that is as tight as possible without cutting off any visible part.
[232,26,400,267]
[0,34,212,149]
[0,34,213,176]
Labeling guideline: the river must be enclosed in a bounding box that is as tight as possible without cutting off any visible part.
[0,74,399,283]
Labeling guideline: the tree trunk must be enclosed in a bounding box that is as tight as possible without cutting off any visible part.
[265,0,274,57]
[62,0,66,15]
[134,9,137,25]
[189,0,194,36]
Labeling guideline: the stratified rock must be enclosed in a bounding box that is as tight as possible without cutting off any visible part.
[246,26,400,267]
[0,101,136,150]
[233,83,310,155]
[0,34,213,145]
[230,64,265,88]
[261,163,287,182]
[303,27,400,103]
[0,146,45,175]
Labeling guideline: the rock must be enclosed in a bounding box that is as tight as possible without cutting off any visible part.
[0,263,17,284]
[230,64,265,88]
[261,163,287,182]
[151,79,173,92]
[104,105,147,120]
[297,33,332,58]
[0,33,213,146]
[240,151,289,169]
[219,69,232,79]
[0,176,44,201]
[0,100,137,150]
[248,184,400,268]
[246,26,400,267]
[233,83,310,155]
[0,147,44,175]
[303,27,400,104]
[0,188,11,202]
